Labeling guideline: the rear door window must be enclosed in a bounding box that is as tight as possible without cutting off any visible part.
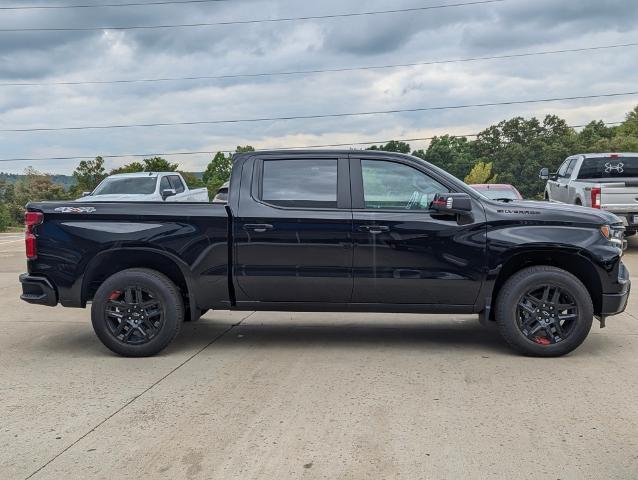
[261,159,338,208]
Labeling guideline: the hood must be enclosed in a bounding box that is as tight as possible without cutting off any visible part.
[75,194,155,202]
[487,199,622,225]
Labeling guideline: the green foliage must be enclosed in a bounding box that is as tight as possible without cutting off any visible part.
[203,152,232,198]
[0,167,70,226]
[110,161,145,175]
[203,146,254,198]
[178,171,205,189]
[142,157,178,172]
[464,161,497,184]
[469,115,577,198]
[413,135,474,180]
[367,140,411,154]
[72,156,107,193]
[110,157,177,175]
[0,202,11,231]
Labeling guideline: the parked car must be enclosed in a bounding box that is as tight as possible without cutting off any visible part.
[212,181,229,203]
[470,183,523,201]
[540,153,638,236]
[21,150,629,358]
[77,172,209,202]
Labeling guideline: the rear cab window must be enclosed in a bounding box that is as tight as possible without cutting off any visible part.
[260,159,338,208]
[578,156,638,179]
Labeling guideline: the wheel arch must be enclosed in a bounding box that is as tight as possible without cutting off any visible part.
[81,248,197,318]
[490,248,603,316]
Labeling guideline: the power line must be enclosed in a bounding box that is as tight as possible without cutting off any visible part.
[3,42,636,88]
[0,0,229,10]
[0,121,624,163]
[1,91,636,133]
[0,0,505,32]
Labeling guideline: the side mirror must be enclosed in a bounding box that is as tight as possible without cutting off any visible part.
[539,168,550,180]
[81,191,92,197]
[161,188,177,201]
[431,193,472,215]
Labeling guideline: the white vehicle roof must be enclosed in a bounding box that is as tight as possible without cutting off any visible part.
[574,152,638,159]
[107,172,164,178]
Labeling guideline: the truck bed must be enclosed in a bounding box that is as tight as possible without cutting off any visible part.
[26,201,230,311]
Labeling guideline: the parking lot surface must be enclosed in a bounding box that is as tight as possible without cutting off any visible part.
[1,232,637,479]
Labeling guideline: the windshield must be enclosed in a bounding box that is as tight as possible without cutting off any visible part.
[578,157,638,179]
[92,177,157,195]
[478,188,520,200]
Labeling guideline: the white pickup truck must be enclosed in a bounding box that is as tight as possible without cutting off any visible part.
[77,172,209,203]
[540,152,638,236]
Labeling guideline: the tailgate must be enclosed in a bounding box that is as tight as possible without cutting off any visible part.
[600,181,638,212]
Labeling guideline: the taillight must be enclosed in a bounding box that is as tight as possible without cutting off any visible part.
[25,211,43,260]
[591,187,601,209]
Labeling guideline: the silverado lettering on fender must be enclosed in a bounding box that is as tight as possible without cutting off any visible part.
[20,151,630,357]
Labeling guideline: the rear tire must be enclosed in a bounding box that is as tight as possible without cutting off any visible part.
[495,266,593,357]
[91,268,183,357]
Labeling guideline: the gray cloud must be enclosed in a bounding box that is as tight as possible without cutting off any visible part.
[0,0,637,173]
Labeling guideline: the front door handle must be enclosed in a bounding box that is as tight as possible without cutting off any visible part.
[243,224,274,233]
[358,225,390,234]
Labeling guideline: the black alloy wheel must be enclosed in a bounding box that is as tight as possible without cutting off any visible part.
[104,286,164,345]
[91,268,183,357]
[495,266,593,357]
[516,284,578,346]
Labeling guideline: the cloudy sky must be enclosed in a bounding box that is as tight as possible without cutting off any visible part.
[0,0,637,174]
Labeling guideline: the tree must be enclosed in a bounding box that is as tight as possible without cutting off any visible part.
[11,167,68,224]
[464,161,497,184]
[413,135,474,181]
[110,161,145,175]
[178,171,205,189]
[142,157,178,172]
[619,105,638,136]
[110,157,177,175]
[203,152,232,197]
[367,140,411,154]
[472,115,577,198]
[202,146,254,198]
[72,156,107,193]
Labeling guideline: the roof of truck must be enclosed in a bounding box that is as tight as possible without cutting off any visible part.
[106,172,167,178]
[573,152,638,158]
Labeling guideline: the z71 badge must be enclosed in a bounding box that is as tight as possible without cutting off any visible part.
[54,206,96,213]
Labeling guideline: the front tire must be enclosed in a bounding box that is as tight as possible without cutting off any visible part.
[91,268,183,357]
[495,266,593,357]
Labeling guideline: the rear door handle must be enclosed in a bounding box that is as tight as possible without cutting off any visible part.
[358,225,390,234]
[243,224,274,233]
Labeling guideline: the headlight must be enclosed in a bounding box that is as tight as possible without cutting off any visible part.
[600,224,625,248]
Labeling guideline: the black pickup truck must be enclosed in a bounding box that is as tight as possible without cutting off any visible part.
[20,150,630,357]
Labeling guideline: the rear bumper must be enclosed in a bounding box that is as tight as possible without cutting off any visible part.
[19,274,58,306]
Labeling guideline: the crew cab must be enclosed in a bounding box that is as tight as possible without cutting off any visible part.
[77,171,208,202]
[20,151,630,357]
[541,153,638,236]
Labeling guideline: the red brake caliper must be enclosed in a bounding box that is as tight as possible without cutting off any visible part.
[533,336,551,346]
[109,290,122,300]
